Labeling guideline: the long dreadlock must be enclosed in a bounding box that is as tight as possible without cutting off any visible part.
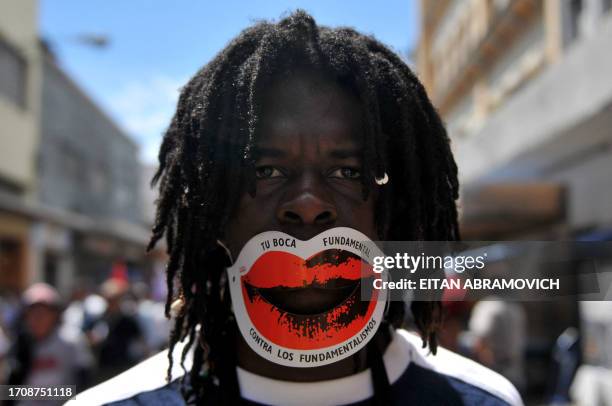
[147,10,460,404]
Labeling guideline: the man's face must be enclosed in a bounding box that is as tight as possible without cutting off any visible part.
[25,304,59,341]
[224,70,377,314]
[225,71,377,254]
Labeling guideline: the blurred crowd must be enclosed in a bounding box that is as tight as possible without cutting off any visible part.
[436,291,587,405]
[0,278,170,399]
[0,276,608,404]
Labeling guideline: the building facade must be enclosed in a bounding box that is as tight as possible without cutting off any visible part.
[418,0,612,236]
[1,1,156,296]
[0,0,41,195]
[39,57,142,224]
[35,53,150,291]
[0,0,42,293]
[418,0,612,399]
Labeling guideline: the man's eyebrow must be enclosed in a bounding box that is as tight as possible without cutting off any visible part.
[253,146,362,159]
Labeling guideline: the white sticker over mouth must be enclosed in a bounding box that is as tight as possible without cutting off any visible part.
[227,227,388,368]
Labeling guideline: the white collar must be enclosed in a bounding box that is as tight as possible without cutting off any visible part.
[237,328,412,406]
[72,329,412,406]
[73,329,522,406]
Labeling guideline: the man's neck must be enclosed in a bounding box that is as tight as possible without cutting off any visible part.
[235,325,392,382]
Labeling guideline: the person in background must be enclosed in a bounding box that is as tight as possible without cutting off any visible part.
[131,282,170,352]
[466,298,527,392]
[0,324,8,384]
[62,281,93,333]
[0,291,21,334]
[90,279,147,382]
[439,276,472,354]
[6,283,94,404]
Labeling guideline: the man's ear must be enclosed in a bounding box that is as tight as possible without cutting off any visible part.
[170,297,184,318]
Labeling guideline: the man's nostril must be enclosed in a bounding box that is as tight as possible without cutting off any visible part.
[284,211,302,224]
[315,211,335,225]
[277,195,338,225]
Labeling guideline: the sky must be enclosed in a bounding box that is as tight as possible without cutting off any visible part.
[40,1,419,164]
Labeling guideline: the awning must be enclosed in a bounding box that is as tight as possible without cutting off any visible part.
[460,182,565,239]
[0,190,153,247]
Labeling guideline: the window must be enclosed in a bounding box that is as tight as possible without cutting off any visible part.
[569,0,583,41]
[0,238,23,291]
[0,39,27,108]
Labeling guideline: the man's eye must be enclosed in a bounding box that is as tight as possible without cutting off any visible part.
[330,167,361,180]
[255,166,284,179]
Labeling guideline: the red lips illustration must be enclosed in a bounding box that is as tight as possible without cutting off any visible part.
[240,249,379,350]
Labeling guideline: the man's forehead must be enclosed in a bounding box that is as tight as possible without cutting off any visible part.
[254,136,362,158]
[249,68,366,160]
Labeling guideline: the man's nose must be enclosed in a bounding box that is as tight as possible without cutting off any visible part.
[277,187,337,226]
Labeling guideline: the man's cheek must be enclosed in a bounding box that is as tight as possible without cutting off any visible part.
[225,207,275,256]
[337,203,377,239]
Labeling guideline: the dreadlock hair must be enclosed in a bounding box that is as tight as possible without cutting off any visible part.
[147,9,459,404]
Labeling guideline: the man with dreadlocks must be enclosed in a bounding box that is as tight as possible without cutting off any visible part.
[74,10,522,406]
